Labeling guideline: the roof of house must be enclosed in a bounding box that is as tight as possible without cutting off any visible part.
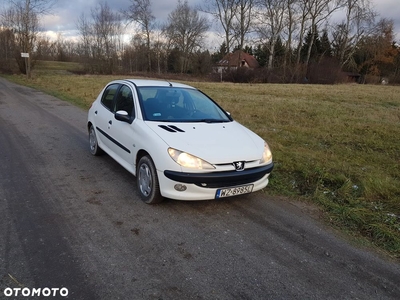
[217,50,259,69]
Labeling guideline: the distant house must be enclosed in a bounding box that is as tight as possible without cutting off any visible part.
[343,72,361,83]
[215,50,259,73]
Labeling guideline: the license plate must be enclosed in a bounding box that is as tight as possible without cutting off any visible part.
[216,184,254,198]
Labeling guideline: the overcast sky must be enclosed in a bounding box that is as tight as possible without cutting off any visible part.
[2,0,399,47]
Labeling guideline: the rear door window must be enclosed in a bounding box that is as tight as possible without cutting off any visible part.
[101,84,119,111]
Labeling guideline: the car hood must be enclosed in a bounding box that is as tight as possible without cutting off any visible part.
[145,121,263,163]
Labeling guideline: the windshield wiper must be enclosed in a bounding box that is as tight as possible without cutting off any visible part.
[148,119,229,123]
[197,119,229,123]
[148,119,173,122]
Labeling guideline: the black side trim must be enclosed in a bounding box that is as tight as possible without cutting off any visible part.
[164,163,274,188]
[96,127,131,154]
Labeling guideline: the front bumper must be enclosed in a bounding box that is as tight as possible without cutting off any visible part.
[164,163,274,188]
[157,166,272,201]
[157,163,273,200]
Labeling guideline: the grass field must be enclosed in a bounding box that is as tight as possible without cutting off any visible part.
[4,61,400,258]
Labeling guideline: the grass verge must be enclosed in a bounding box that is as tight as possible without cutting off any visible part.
[3,62,400,258]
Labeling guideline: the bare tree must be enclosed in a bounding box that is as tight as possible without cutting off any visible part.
[163,0,210,73]
[232,0,254,52]
[203,0,238,55]
[255,0,286,70]
[152,30,166,74]
[303,0,345,67]
[1,0,55,75]
[77,2,123,74]
[332,0,375,68]
[76,13,93,68]
[0,26,15,72]
[282,0,297,71]
[293,0,312,69]
[124,0,156,72]
[35,35,54,59]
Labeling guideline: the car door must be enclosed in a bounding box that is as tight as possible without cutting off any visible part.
[95,83,119,152]
[107,84,137,166]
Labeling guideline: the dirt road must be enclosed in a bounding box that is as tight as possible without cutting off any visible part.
[0,77,399,299]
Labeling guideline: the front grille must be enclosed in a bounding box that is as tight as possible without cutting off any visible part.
[164,163,273,189]
[194,176,262,188]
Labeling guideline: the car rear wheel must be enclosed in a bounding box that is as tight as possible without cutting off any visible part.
[89,125,102,156]
[137,155,163,204]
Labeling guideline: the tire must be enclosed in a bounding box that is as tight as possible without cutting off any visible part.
[89,125,102,156]
[137,155,163,204]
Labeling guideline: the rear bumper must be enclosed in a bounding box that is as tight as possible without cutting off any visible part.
[164,163,274,188]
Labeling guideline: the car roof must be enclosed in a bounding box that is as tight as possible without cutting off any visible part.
[120,79,195,89]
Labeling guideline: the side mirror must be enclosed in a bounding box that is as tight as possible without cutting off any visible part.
[115,110,133,124]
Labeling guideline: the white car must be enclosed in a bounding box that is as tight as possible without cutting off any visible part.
[87,79,273,204]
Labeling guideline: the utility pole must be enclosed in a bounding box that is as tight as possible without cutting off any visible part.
[24,0,31,79]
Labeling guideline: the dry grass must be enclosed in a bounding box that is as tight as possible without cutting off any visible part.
[4,63,400,258]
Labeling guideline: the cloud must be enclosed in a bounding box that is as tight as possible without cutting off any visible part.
[371,0,400,39]
[42,0,182,32]
[4,0,400,44]
[39,0,217,46]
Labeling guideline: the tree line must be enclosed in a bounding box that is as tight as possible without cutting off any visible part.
[0,0,399,83]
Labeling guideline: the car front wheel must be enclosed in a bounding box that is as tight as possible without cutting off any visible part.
[137,155,163,204]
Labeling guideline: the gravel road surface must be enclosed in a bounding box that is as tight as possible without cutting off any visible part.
[0,77,399,300]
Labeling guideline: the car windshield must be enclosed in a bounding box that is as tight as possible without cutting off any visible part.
[138,87,232,123]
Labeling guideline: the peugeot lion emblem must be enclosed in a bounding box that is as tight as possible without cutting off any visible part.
[233,161,245,171]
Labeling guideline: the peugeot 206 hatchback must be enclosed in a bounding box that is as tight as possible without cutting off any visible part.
[87,79,274,204]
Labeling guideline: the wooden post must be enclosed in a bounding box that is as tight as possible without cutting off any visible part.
[21,52,30,79]
[27,53,31,79]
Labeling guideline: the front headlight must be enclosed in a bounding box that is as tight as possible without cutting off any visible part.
[168,148,215,169]
[260,142,272,164]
